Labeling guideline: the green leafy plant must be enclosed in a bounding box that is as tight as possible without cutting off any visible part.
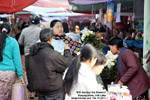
[101,59,117,89]
[101,51,118,79]
[101,60,117,79]
[81,31,104,51]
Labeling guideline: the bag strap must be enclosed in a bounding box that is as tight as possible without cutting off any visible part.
[118,48,127,74]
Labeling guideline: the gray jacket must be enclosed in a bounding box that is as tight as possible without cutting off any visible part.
[18,24,42,56]
[29,42,73,95]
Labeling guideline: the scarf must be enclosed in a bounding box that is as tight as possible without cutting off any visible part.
[53,34,82,55]
[53,34,65,40]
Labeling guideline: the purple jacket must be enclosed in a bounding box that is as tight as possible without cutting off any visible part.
[115,49,150,99]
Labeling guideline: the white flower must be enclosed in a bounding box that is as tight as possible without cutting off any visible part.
[81,35,85,41]
[81,31,94,41]
[106,60,115,69]
[105,51,118,68]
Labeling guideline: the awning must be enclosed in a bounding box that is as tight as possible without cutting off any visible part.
[0,0,37,14]
[68,0,108,13]
[23,6,66,13]
[32,0,70,8]
[68,0,133,13]
[69,3,107,13]
[14,0,91,21]
[68,0,108,5]
[23,0,70,13]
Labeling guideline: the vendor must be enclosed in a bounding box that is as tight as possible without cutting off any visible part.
[108,36,150,100]
[50,20,82,55]
[50,20,66,54]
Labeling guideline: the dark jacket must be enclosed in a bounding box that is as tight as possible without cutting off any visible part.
[15,32,24,55]
[29,42,73,95]
[115,49,150,99]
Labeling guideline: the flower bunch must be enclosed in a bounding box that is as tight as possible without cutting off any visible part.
[105,51,118,68]
[101,51,118,79]
[81,31,94,41]
[81,31,104,51]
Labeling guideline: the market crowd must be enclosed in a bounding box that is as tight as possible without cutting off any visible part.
[0,14,150,100]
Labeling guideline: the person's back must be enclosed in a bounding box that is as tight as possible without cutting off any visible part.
[29,29,72,100]
[18,15,42,97]
[30,43,71,93]
[0,23,23,99]
[0,23,23,78]
[0,36,22,74]
[19,24,41,56]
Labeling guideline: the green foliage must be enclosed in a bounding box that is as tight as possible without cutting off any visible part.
[101,60,117,79]
[101,66,117,79]
[83,34,104,51]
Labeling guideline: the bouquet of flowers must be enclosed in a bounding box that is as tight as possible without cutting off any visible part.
[81,31,104,51]
[105,51,118,69]
[101,51,118,79]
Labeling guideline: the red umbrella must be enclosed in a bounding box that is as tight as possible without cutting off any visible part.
[0,0,37,14]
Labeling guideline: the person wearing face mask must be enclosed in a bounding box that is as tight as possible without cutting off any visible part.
[63,44,106,100]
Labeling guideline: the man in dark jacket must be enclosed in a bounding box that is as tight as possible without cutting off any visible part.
[108,36,150,100]
[29,28,72,100]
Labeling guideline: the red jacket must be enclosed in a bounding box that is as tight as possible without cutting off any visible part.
[115,49,150,99]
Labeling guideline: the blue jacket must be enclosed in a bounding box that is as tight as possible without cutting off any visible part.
[0,36,23,78]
